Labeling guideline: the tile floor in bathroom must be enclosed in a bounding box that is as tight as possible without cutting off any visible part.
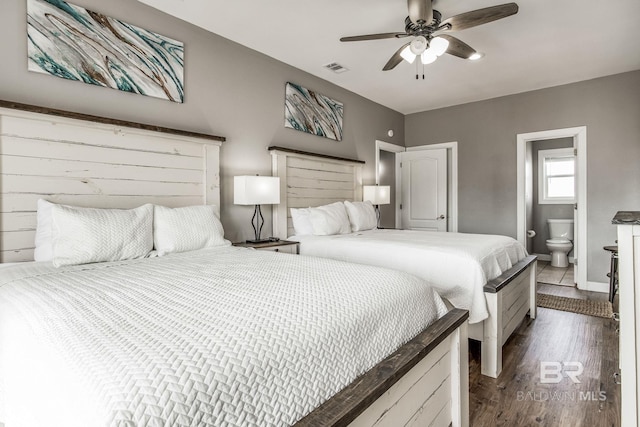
[536,260,574,286]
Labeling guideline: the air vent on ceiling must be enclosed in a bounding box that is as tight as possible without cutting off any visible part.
[324,62,349,73]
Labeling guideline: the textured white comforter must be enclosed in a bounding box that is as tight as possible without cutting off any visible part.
[291,229,527,324]
[0,246,446,427]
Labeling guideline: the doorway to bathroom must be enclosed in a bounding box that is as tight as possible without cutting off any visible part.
[517,127,587,290]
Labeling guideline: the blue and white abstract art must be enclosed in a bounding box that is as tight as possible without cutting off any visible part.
[285,82,343,141]
[27,0,184,103]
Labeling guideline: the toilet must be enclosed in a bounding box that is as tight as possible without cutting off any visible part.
[546,219,574,268]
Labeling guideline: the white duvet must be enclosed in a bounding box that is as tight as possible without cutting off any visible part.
[0,246,446,427]
[291,229,527,324]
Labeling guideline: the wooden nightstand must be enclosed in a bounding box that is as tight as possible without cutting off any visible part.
[232,240,300,254]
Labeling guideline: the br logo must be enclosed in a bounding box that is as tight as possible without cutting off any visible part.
[540,361,584,384]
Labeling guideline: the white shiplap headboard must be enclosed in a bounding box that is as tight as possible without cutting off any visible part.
[269,146,364,239]
[0,103,224,262]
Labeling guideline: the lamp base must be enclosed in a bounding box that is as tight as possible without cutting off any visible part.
[246,237,280,244]
[245,238,272,244]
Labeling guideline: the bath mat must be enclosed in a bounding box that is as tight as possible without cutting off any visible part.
[537,293,614,319]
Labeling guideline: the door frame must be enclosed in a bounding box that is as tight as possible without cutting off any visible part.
[375,140,405,184]
[516,127,589,290]
[375,140,405,228]
[404,142,458,232]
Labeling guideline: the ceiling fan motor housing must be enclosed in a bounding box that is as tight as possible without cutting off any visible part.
[404,10,442,35]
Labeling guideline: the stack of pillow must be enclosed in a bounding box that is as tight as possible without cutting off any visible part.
[35,199,379,266]
[290,200,378,236]
[34,200,229,267]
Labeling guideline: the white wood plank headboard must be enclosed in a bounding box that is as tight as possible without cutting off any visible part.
[269,146,364,239]
[0,103,224,263]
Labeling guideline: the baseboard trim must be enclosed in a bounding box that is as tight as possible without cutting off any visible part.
[578,281,609,294]
[532,253,575,264]
[534,253,551,261]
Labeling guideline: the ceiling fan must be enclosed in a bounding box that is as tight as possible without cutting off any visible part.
[340,0,519,74]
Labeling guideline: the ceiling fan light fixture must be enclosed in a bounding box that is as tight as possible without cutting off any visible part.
[421,51,437,65]
[400,45,417,64]
[409,36,428,55]
[430,37,450,57]
[341,1,520,74]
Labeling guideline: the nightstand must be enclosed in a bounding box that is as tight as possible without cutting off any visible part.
[232,240,300,254]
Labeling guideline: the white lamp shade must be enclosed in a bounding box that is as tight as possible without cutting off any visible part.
[409,36,428,55]
[421,51,437,64]
[430,37,449,56]
[363,185,390,205]
[234,176,280,205]
[400,45,416,64]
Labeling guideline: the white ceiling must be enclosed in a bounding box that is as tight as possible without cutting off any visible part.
[138,0,640,114]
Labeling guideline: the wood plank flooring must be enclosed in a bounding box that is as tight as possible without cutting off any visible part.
[469,283,620,426]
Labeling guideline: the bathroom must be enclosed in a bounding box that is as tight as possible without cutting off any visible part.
[529,137,576,285]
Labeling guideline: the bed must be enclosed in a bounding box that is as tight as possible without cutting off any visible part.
[0,245,461,426]
[270,145,538,378]
[0,101,469,427]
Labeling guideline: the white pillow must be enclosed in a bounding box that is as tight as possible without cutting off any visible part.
[51,204,154,267]
[290,207,314,236]
[154,205,229,256]
[344,200,377,231]
[34,199,56,262]
[308,202,352,236]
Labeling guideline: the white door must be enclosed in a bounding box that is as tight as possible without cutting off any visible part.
[398,149,447,231]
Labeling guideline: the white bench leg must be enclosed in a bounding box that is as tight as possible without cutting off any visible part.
[529,260,538,319]
[481,292,503,378]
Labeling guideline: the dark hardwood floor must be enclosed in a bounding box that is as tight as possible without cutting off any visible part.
[469,283,620,427]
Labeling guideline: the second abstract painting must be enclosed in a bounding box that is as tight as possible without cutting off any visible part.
[284,82,343,141]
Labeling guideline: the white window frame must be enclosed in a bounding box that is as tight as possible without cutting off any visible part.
[538,148,575,204]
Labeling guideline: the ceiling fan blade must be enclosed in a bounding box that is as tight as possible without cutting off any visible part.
[441,3,518,32]
[383,42,411,71]
[340,32,408,42]
[440,35,476,59]
[408,0,433,25]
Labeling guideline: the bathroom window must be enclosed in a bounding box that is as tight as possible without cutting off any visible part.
[538,148,575,204]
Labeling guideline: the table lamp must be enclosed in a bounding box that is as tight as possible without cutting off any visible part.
[234,175,280,243]
[363,185,390,228]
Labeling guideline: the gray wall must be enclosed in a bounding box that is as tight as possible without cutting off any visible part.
[0,0,404,242]
[3,1,639,283]
[405,70,640,283]
[531,138,574,255]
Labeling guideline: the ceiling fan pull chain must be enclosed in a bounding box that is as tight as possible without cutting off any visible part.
[415,59,419,80]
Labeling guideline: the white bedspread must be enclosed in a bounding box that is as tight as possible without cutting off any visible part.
[0,246,446,427]
[291,229,527,324]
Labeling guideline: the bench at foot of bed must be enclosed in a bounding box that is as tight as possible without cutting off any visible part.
[296,308,470,427]
[470,255,538,378]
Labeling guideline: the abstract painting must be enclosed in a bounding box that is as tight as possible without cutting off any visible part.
[27,0,184,103]
[284,82,343,141]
